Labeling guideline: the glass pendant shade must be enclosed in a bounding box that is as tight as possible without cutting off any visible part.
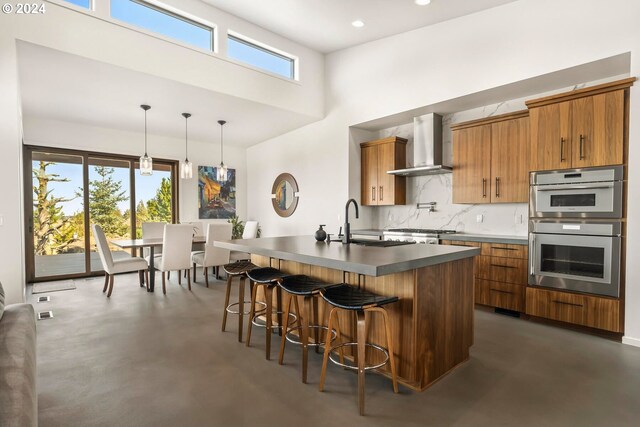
[180,160,193,179]
[217,162,227,182]
[139,104,153,176]
[217,119,228,182]
[140,154,153,176]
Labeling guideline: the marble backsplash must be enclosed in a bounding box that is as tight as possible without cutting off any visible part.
[372,75,627,235]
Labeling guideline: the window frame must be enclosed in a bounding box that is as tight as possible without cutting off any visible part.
[227,31,298,80]
[111,0,216,52]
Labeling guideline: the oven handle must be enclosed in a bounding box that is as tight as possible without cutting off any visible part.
[535,184,614,191]
[529,234,535,275]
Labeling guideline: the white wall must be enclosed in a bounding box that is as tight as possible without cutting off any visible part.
[22,117,249,224]
[246,0,640,343]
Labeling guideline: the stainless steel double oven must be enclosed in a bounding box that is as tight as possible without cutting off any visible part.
[528,166,623,297]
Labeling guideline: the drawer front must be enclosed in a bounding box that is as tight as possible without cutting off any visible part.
[475,279,524,312]
[525,287,621,332]
[440,239,481,248]
[477,256,527,285]
[481,242,527,259]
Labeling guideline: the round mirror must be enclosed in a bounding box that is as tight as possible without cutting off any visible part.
[271,173,299,217]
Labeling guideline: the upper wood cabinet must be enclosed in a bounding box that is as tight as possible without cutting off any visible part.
[452,111,530,204]
[360,137,407,206]
[526,78,635,171]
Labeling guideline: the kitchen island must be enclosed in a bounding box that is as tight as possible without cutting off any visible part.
[215,236,480,391]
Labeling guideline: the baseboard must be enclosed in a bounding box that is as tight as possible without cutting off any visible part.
[622,336,640,347]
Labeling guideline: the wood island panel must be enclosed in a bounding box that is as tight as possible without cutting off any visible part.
[252,255,475,391]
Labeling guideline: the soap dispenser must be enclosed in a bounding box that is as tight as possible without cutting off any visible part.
[314,224,327,242]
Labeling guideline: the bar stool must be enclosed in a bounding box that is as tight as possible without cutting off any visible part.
[319,284,399,416]
[246,267,293,360]
[277,275,340,383]
[221,260,264,342]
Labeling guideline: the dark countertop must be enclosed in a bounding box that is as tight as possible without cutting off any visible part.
[215,235,479,277]
[443,233,528,245]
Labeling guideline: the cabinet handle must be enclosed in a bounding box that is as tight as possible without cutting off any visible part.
[551,299,584,308]
[372,186,376,201]
[482,178,487,198]
[579,134,585,160]
[560,137,566,162]
[495,177,500,198]
[379,186,383,201]
[490,288,514,295]
[490,264,517,269]
[491,246,518,251]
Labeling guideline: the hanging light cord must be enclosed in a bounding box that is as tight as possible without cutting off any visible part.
[144,108,148,156]
[185,115,189,161]
[220,123,224,163]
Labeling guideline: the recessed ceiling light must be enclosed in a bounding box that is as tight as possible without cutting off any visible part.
[351,20,365,28]
[415,0,432,5]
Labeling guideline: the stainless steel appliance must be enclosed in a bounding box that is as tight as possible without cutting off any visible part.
[530,165,623,218]
[383,228,457,245]
[528,220,621,297]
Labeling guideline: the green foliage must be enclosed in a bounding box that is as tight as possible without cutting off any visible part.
[228,215,244,239]
[88,166,129,237]
[147,177,172,223]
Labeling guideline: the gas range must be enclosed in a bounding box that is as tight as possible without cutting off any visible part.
[382,228,457,245]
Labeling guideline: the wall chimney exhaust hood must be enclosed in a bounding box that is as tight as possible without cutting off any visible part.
[387,113,451,176]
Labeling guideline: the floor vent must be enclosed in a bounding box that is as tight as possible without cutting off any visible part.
[37,311,54,320]
[37,296,51,303]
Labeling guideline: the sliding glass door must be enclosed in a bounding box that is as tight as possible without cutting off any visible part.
[24,146,178,282]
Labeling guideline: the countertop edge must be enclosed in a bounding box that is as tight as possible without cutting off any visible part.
[444,234,527,245]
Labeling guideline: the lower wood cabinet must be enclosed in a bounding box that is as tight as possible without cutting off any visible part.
[475,279,524,312]
[525,287,622,333]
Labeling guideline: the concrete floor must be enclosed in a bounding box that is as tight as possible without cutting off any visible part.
[29,273,640,427]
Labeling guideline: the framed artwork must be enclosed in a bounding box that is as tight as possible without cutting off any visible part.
[198,166,236,219]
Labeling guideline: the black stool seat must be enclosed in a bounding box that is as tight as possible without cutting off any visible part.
[246,267,284,284]
[321,284,398,311]
[279,275,340,296]
[223,260,258,276]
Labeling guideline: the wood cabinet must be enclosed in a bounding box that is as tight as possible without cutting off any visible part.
[525,287,622,333]
[360,137,407,206]
[452,111,530,204]
[526,78,634,171]
[441,240,527,312]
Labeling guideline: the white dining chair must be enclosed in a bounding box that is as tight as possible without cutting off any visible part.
[142,221,166,258]
[92,224,149,297]
[191,223,232,287]
[229,220,259,262]
[155,224,194,294]
[182,221,204,237]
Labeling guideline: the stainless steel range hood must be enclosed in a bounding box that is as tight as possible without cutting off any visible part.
[387,113,451,176]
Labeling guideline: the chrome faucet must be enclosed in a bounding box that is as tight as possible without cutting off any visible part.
[342,198,359,244]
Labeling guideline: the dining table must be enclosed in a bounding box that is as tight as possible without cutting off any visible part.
[110,236,206,292]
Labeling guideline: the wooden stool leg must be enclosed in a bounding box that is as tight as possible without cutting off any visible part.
[319,308,336,392]
[333,311,345,365]
[103,273,109,293]
[187,269,192,291]
[377,308,399,393]
[356,310,366,416]
[107,274,114,297]
[237,276,246,342]
[312,296,320,353]
[276,286,283,337]
[301,296,312,383]
[222,274,233,331]
[278,293,293,365]
[205,267,209,288]
[264,286,273,360]
[246,283,259,347]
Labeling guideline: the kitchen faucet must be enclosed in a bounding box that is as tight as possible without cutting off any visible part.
[342,198,359,244]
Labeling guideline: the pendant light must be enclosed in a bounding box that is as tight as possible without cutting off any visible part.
[217,120,228,182]
[139,104,153,176]
[180,112,193,179]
